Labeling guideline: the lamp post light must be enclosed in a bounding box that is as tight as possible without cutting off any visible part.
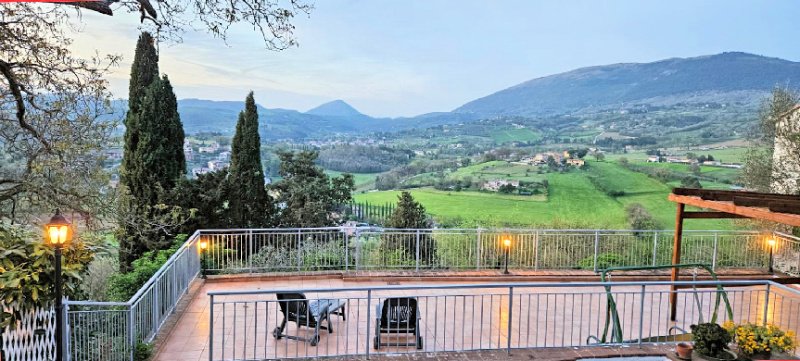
[502,238,511,275]
[45,209,72,361]
[767,238,776,274]
[199,239,208,279]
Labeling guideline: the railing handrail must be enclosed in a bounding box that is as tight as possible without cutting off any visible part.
[208,279,784,297]
[196,227,761,233]
[775,231,800,243]
[65,229,201,307]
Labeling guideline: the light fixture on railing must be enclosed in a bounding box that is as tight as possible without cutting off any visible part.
[45,209,73,361]
[199,239,208,279]
[503,238,511,275]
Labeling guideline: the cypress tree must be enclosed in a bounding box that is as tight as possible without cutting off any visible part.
[118,32,186,270]
[228,91,273,227]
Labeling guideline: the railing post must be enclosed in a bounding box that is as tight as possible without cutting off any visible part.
[534,230,540,270]
[652,231,659,266]
[507,286,514,354]
[248,230,254,271]
[593,231,600,272]
[63,303,70,361]
[712,232,719,271]
[128,305,135,361]
[638,285,646,347]
[355,229,361,271]
[762,283,771,326]
[296,229,302,272]
[152,284,159,340]
[415,229,421,272]
[344,230,350,272]
[209,294,214,361]
[366,289,372,359]
[476,228,482,270]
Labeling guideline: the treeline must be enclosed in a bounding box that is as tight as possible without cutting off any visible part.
[344,201,397,225]
[317,144,414,173]
[375,158,466,190]
[594,136,658,148]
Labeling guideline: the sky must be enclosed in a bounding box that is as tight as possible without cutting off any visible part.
[71,0,800,117]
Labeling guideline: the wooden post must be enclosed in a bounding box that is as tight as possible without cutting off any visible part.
[670,203,685,321]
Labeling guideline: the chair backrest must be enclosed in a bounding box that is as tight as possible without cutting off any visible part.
[276,292,309,318]
[380,297,418,329]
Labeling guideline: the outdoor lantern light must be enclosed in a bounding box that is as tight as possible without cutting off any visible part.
[767,238,776,274]
[45,209,72,361]
[502,238,511,275]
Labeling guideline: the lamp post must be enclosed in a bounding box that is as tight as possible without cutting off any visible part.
[503,238,511,275]
[767,238,776,274]
[199,239,208,278]
[46,209,72,361]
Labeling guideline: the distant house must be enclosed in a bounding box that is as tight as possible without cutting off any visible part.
[532,152,563,165]
[218,151,231,161]
[207,160,229,171]
[482,179,520,191]
[192,167,210,177]
[199,142,220,153]
[566,159,585,167]
[105,148,123,161]
[646,156,660,163]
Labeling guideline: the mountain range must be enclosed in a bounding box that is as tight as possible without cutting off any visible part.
[114,52,800,140]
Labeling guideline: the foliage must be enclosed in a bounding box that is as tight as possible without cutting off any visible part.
[723,321,796,356]
[578,253,624,270]
[386,192,435,264]
[0,225,95,328]
[134,341,153,361]
[107,235,187,301]
[318,145,413,173]
[228,92,274,228]
[0,3,116,224]
[691,323,732,359]
[80,256,120,301]
[167,170,229,232]
[680,176,703,189]
[118,34,187,271]
[742,87,798,193]
[625,203,660,233]
[273,150,355,227]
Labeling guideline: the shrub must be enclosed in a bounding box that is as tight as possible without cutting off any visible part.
[625,203,660,235]
[80,256,120,301]
[134,341,153,361]
[691,323,732,359]
[579,253,625,270]
[107,234,187,301]
[723,321,796,356]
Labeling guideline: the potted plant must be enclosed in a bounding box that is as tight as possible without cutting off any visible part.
[723,321,796,360]
[676,342,694,360]
[691,323,736,360]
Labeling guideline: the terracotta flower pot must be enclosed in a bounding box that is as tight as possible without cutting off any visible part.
[676,342,694,360]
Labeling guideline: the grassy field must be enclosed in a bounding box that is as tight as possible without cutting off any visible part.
[356,160,737,230]
[325,170,378,191]
[489,128,541,144]
[631,161,741,184]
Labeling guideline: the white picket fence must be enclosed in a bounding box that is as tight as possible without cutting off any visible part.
[0,306,56,361]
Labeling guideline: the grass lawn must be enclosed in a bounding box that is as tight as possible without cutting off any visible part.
[489,128,541,144]
[356,161,738,230]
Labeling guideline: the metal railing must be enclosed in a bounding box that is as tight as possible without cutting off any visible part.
[207,280,800,360]
[64,230,202,361]
[198,228,800,275]
[57,227,800,361]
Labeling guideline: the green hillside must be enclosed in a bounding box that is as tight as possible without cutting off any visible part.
[355,160,737,230]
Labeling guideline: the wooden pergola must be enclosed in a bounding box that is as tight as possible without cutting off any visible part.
[667,187,800,320]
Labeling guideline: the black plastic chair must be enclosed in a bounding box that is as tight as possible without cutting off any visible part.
[272,292,346,346]
[373,297,423,350]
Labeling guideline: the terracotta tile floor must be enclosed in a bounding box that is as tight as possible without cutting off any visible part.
[152,277,800,361]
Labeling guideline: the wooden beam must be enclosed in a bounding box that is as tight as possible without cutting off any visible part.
[670,203,685,321]
[682,212,746,219]
[668,193,800,227]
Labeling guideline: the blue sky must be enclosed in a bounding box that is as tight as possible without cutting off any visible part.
[72,0,800,117]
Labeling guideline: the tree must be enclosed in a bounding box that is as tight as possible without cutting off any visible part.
[498,183,517,194]
[228,92,273,227]
[680,176,702,189]
[118,35,187,269]
[273,151,355,227]
[742,87,798,193]
[625,203,660,236]
[690,163,701,176]
[594,152,606,162]
[387,192,435,265]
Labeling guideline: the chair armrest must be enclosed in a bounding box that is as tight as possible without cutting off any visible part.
[375,303,382,320]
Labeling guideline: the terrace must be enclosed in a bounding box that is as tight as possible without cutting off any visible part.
[58,226,800,361]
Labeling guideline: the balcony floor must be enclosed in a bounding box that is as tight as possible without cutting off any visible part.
[151,273,799,361]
